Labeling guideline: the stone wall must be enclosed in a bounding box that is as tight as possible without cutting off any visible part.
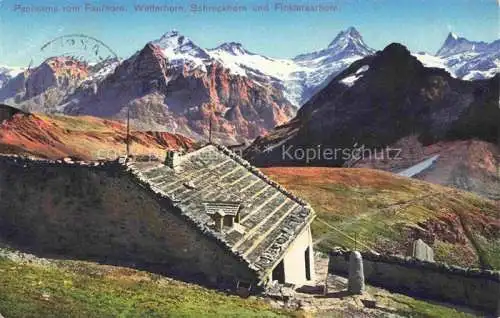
[329,249,500,314]
[0,156,258,287]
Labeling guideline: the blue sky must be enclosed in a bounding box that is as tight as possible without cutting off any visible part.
[0,0,498,66]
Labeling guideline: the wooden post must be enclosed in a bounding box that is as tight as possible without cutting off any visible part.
[126,106,130,157]
[209,115,213,144]
[323,268,328,296]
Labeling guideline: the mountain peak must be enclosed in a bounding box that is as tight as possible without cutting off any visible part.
[328,26,363,48]
[162,30,180,38]
[155,30,191,48]
[151,30,210,61]
[323,27,374,58]
[436,33,489,57]
[344,26,361,37]
[448,32,459,40]
[212,42,251,56]
[441,32,464,46]
[378,43,413,59]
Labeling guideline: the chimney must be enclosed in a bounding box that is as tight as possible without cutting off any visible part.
[165,150,183,169]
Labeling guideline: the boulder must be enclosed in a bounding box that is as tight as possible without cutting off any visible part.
[412,239,434,262]
[348,251,365,294]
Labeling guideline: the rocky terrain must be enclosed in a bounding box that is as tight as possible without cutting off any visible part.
[0,34,298,144]
[0,66,24,89]
[64,40,295,144]
[352,138,500,201]
[0,57,91,113]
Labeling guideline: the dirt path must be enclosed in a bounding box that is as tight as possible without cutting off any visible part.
[271,254,406,317]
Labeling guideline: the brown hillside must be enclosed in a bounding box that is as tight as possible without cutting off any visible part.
[0,105,193,160]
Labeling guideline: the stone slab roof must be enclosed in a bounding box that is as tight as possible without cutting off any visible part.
[126,144,315,280]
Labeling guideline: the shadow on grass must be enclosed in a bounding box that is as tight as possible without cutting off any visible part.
[0,240,241,296]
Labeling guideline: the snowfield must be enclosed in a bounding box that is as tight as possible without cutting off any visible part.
[398,155,440,178]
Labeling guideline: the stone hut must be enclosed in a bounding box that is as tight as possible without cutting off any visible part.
[0,144,316,289]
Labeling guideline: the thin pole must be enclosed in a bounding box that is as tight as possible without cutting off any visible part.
[315,218,376,252]
[126,106,130,157]
[209,116,212,144]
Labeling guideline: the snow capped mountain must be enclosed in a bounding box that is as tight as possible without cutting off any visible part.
[292,26,376,105]
[2,27,497,143]
[144,27,375,107]
[212,42,252,56]
[208,42,297,79]
[148,29,498,94]
[326,26,374,57]
[294,27,374,62]
[413,52,448,70]
[84,58,121,84]
[207,42,302,104]
[207,26,376,106]
[436,32,489,58]
[414,32,499,80]
[245,42,500,167]
[151,30,211,71]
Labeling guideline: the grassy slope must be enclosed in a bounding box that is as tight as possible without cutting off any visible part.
[0,252,481,318]
[0,256,287,318]
[262,167,500,269]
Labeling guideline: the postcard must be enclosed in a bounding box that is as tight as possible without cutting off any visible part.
[0,0,499,317]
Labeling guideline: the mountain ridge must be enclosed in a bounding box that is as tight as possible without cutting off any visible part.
[0,28,497,143]
[244,42,499,165]
[415,32,500,80]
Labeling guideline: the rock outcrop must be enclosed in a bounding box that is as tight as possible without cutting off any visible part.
[59,42,295,144]
[0,57,90,113]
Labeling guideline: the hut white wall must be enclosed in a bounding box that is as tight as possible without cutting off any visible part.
[282,225,315,285]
